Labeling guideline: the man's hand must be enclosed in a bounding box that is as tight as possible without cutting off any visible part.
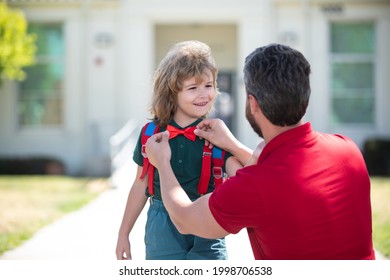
[194,118,237,152]
[145,130,171,169]
[195,118,253,166]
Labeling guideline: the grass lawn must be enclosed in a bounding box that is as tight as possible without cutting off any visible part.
[0,176,109,256]
[370,177,390,258]
[0,175,388,258]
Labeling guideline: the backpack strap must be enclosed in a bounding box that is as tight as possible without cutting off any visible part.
[139,121,160,197]
[197,146,226,195]
[212,147,225,190]
[140,121,225,197]
[197,145,212,195]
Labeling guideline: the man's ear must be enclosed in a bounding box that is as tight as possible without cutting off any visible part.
[248,95,260,113]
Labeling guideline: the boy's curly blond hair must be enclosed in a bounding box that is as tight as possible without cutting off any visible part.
[150,40,219,127]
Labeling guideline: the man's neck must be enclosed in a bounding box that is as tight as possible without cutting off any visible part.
[263,120,304,144]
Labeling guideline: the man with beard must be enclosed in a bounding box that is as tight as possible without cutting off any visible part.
[145,44,375,260]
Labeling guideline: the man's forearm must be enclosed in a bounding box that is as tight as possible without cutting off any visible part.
[157,163,228,238]
[228,139,253,166]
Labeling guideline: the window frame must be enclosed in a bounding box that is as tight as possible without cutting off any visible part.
[329,20,376,128]
[17,22,65,130]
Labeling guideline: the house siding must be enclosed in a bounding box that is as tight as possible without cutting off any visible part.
[0,0,389,176]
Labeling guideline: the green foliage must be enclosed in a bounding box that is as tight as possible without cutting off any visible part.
[0,3,36,85]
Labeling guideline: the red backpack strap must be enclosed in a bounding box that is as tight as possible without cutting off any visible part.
[197,145,212,195]
[197,146,226,195]
[139,121,159,197]
[211,147,225,190]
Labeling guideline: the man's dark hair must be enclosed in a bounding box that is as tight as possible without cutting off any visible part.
[243,44,311,126]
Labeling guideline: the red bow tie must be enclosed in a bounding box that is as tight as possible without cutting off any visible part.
[166,125,197,141]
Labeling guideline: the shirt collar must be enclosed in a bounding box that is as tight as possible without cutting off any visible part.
[168,118,204,129]
[258,122,315,163]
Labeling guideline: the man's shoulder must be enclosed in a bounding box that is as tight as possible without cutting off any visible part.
[318,131,358,148]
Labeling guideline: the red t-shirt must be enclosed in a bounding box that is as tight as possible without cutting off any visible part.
[209,122,375,260]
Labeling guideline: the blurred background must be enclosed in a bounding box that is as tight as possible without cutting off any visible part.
[0,0,389,178]
[0,0,389,261]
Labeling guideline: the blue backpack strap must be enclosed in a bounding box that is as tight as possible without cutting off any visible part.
[212,147,225,189]
[144,121,157,136]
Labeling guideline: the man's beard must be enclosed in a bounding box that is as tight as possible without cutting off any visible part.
[246,102,263,138]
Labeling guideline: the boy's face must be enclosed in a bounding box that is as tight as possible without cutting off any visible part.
[174,69,216,125]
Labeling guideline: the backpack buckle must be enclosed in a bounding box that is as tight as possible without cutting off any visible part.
[203,151,212,157]
[213,167,223,179]
[141,144,148,158]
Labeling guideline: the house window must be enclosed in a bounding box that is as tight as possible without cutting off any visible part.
[330,22,375,125]
[18,23,64,127]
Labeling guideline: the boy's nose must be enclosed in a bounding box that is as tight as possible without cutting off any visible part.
[198,87,209,96]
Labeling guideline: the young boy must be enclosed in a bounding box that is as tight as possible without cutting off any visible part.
[116,40,243,260]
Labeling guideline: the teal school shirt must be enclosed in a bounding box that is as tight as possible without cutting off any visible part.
[133,118,232,201]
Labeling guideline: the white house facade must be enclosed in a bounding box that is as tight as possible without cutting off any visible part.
[0,0,389,176]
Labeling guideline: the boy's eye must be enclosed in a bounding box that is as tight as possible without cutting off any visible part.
[188,86,197,90]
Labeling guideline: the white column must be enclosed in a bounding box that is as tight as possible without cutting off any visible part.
[117,12,154,126]
[237,14,274,149]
